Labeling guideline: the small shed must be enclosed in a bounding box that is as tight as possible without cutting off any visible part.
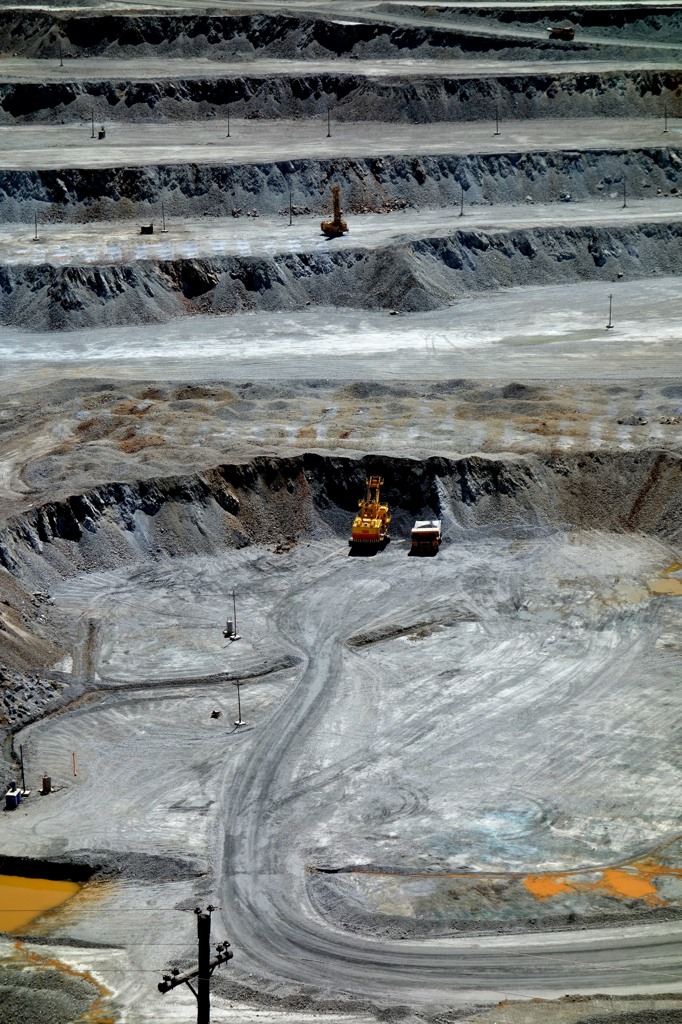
[5,782,21,810]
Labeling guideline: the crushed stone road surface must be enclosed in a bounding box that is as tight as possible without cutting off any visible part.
[2,56,680,82]
[2,118,679,170]
[3,200,680,265]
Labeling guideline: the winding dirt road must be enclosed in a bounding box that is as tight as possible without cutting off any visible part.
[219,547,682,1001]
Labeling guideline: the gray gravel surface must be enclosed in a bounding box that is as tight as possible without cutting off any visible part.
[0,968,95,1024]
[3,117,681,171]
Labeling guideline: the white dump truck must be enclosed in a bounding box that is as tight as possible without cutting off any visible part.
[410,519,442,555]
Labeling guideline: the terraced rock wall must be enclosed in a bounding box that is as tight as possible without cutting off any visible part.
[1,450,681,584]
[0,11,617,61]
[3,70,681,125]
[2,149,680,223]
[2,222,680,328]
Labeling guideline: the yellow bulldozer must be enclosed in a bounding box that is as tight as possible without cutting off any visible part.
[321,185,348,238]
[350,476,390,547]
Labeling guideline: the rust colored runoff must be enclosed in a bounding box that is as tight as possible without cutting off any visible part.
[10,941,115,1024]
[524,855,682,907]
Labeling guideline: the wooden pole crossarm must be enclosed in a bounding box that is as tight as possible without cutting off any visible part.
[158,949,232,994]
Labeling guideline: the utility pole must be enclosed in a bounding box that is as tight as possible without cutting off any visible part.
[223,589,240,641]
[19,744,26,792]
[197,908,210,1022]
[606,292,614,330]
[159,907,232,1024]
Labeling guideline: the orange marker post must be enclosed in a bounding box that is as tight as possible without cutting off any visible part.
[72,751,77,777]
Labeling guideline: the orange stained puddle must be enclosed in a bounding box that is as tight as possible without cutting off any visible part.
[0,874,81,932]
[523,853,682,907]
[10,941,115,1024]
[523,874,572,899]
[327,835,682,913]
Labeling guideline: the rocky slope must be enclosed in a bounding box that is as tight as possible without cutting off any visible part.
[3,69,681,125]
[1,222,680,329]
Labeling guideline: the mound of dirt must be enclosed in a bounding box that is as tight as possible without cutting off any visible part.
[2,222,679,329]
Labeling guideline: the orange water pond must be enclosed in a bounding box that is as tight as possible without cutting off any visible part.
[0,874,80,932]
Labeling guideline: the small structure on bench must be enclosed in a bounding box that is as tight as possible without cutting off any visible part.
[5,781,22,810]
[140,223,154,235]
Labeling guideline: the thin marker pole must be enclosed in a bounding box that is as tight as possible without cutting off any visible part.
[161,201,167,233]
[606,293,614,330]
[226,106,230,138]
[73,751,78,776]
[663,104,669,134]
[33,212,39,242]
[494,104,500,137]
[19,744,26,792]
[459,186,464,218]
[289,187,293,226]
[232,589,237,636]
[59,40,63,67]
[91,110,95,139]
[327,106,331,138]
[234,681,244,727]
[622,179,627,209]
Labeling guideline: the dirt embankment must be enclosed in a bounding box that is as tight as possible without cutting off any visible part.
[423,5,682,37]
[395,3,682,42]
[3,70,681,125]
[1,222,680,329]
[2,149,680,224]
[1,450,681,586]
[0,10,642,62]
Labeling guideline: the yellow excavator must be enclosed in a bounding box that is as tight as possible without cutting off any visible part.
[350,476,390,547]
[321,185,348,238]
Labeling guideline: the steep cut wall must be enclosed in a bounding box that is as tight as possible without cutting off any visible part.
[1,452,681,585]
[3,70,681,125]
[1,223,680,329]
[2,149,679,223]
